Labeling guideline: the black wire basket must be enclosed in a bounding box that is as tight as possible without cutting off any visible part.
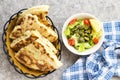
[2,8,62,79]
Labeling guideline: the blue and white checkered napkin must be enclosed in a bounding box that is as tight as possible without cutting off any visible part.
[62,21,120,80]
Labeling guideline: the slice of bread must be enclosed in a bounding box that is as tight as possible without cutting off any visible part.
[10,14,58,42]
[17,5,52,27]
[15,38,62,71]
[21,5,49,17]
[10,30,39,51]
[11,29,58,53]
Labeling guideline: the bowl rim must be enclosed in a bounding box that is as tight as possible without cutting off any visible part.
[62,13,104,55]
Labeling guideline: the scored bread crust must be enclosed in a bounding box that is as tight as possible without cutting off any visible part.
[17,5,52,27]
[10,14,58,42]
[10,30,39,51]
[15,38,62,71]
[21,5,49,17]
[11,30,58,54]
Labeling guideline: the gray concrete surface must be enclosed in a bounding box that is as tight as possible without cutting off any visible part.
[0,0,120,80]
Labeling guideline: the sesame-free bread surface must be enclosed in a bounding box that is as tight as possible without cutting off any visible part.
[10,30,39,51]
[15,39,62,71]
[10,14,58,42]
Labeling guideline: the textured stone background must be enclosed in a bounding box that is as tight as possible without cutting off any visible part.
[0,0,120,80]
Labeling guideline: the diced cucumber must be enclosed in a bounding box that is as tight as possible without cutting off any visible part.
[64,28,70,36]
[79,20,84,26]
[89,40,95,46]
[78,19,82,23]
[69,22,79,29]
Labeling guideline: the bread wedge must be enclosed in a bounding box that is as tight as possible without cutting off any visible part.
[10,30,39,51]
[10,14,58,42]
[16,5,51,27]
[20,5,49,17]
[15,39,62,71]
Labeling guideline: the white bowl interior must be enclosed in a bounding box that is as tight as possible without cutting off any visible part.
[62,13,104,55]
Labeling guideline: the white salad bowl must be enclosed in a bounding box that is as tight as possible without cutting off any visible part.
[62,13,104,55]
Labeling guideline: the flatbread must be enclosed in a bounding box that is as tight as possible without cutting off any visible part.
[17,5,52,27]
[10,14,58,42]
[15,39,62,71]
[10,30,39,51]
[11,30,58,53]
[20,5,49,18]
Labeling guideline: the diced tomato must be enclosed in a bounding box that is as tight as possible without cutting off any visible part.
[68,18,77,25]
[93,37,99,44]
[68,38,75,46]
[84,19,90,26]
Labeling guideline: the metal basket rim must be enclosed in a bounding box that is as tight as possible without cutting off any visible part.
[2,8,62,79]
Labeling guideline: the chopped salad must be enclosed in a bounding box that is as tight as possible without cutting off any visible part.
[64,18,102,52]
